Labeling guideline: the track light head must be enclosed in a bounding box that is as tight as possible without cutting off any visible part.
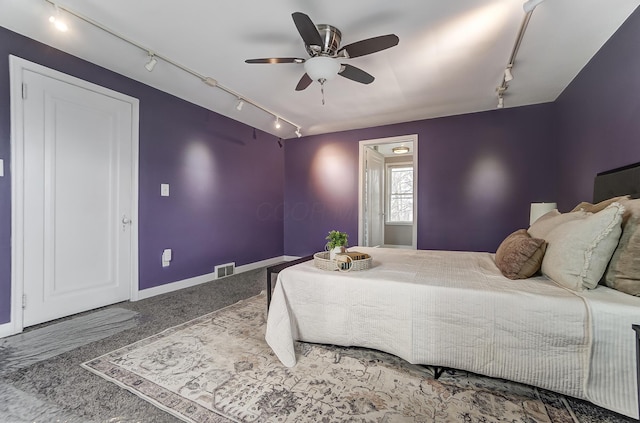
[274,117,281,129]
[236,99,244,111]
[49,3,68,32]
[504,66,513,82]
[145,54,158,72]
[295,128,302,138]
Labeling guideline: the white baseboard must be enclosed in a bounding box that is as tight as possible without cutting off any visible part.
[135,255,287,301]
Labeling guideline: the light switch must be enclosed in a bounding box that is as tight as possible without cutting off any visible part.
[0,159,4,177]
[161,183,169,197]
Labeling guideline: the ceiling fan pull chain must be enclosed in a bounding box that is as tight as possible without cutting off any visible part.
[320,79,326,105]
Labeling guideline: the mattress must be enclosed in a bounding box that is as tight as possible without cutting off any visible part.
[265,247,640,419]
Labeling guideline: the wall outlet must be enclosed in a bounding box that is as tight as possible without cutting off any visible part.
[162,248,172,267]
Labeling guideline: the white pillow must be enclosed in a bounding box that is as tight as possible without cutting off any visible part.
[541,202,625,290]
[528,209,590,240]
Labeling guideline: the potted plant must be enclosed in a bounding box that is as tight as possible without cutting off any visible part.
[325,230,348,260]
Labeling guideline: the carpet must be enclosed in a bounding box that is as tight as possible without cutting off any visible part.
[82,293,575,423]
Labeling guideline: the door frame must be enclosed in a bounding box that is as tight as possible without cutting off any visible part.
[9,55,140,335]
[358,134,418,249]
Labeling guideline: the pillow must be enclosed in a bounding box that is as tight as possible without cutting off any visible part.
[604,198,640,296]
[495,229,547,279]
[541,202,625,291]
[528,209,590,240]
[570,195,630,213]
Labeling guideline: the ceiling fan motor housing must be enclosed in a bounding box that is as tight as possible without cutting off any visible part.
[306,24,342,56]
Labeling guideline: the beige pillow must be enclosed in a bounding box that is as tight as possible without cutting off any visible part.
[541,202,625,291]
[605,199,640,296]
[528,209,590,240]
[495,229,547,279]
[570,195,630,213]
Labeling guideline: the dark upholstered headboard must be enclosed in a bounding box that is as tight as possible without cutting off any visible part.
[593,162,640,203]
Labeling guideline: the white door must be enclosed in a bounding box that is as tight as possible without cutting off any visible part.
[365,147,385,247]
[18,65,135,327]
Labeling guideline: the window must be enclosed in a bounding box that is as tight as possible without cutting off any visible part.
[386,165,413,223]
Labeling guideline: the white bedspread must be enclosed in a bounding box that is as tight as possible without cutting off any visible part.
[265,247,640,419]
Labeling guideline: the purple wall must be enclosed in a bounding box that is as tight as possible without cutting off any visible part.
[284,6,640,258]
[0,27,284,324]
[2,4,639,326]
[555,6,640,210]
[284,103,557,256]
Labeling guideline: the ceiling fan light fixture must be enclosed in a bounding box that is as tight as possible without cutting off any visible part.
[497,96,505,109]
[392,146,410,154]
[304,56,341,82]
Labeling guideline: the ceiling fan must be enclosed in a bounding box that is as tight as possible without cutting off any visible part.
[245,12,399,102]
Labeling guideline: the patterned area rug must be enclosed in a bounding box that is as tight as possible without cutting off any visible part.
[82,293,575,422]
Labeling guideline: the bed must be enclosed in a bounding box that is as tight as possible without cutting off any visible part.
[265,163,640,419]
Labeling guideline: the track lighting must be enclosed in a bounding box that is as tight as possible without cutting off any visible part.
[504,66,513,82]
[145,54,157,72]
[42,0,301,137]
[295,128,302,138]
[523,0,546,13]
[495,0,539,111]
[48,3,68,32]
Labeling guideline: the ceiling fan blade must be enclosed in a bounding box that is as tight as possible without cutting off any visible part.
[295,73,313,91]
[338,34,399,58]
[292,12,323,47]
[339,64,375,84]
[245,58,306,64]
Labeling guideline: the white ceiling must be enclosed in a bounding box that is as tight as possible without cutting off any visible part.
[2,0,638,139]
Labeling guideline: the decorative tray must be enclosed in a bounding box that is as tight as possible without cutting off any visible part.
[313,251,372,272]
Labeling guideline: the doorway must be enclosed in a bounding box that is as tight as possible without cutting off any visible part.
[358,135,418,249]
[10,56,139,332]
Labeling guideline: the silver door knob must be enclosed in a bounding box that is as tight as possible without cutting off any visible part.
[122,215,132,225]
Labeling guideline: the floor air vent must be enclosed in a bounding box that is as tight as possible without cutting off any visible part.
[215,262,235,279]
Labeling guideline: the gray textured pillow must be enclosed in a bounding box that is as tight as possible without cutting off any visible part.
[528,209,590,240]
[495,229,547,279]
[605,199,640,296]
[542,203,625,291]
